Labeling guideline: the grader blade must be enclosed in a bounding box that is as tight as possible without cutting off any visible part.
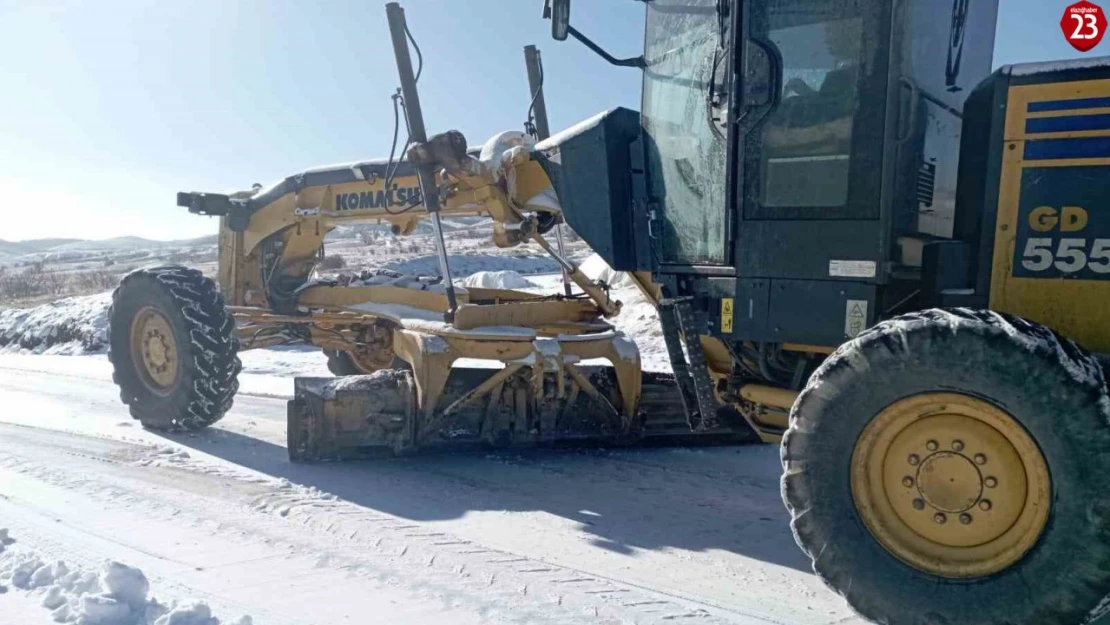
[286,367,732,462]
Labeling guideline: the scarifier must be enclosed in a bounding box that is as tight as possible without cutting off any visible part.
[108,1,1110,623]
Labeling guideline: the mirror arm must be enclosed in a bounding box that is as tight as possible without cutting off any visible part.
[567,26,645,68]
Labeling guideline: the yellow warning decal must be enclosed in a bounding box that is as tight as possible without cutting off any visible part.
[721,298,734,334]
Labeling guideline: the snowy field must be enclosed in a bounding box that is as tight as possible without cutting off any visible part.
[0,234,867,625]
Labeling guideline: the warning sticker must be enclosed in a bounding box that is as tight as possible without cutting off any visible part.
[720,298,734,334]
[829,260,877,278]
[845,299,868,338]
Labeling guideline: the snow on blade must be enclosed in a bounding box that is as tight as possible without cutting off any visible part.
[0,530,251,625]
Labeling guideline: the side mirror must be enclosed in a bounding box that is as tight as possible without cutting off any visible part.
[544,0,570,41]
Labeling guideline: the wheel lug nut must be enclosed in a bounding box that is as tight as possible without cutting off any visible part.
[926,440,938,451]
[908,454,920,466]
[913,499,925,510]
[952,440,964,452]
[974,453,987,465]
[979,500,992,511]
[934,513,947,524]
[959,513,972,525]
[985,477,998,488]
[902,476,915,487]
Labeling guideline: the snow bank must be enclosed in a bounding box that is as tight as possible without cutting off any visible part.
[0,529,250,625]
[0,292,111,354]
[459,270,536,289]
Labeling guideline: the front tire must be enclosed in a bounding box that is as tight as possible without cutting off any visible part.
[783,309,1110,625]
[108,266,241,431]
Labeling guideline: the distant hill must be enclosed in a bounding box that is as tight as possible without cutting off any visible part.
[0,235,218,261]
[0,238,83,257]
[49,235,217,252]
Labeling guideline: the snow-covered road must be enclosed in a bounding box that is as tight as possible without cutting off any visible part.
[0,355,866,625]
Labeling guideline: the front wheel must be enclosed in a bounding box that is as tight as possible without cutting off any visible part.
[783,309,1110,625]
[108,266,241,431]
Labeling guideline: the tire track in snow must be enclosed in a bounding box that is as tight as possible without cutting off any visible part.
[0,424,784,625]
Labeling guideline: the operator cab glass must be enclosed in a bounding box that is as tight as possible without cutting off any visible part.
[641,0,729,265]
[742,1,886,220]
[640,0,888,267]
[751,6,864,209]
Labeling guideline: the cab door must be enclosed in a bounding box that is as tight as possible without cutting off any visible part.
[640,0,732,266]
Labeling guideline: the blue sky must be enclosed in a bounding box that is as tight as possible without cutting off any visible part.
[0,0,1100,241]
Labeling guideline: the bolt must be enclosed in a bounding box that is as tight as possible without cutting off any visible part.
[979,500,992,511]
[952,440,965,452]
[902,476,915,488]
[926,440,938,451]
[974,453,987,465]
[985,477,998,488]
[934,513,947,524]
[959,513,972,525]
[908,454,921,466]
[913,499,926,510]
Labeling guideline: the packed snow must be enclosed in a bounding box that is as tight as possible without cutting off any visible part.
[0,530,251,625]
[0,375,864,625]
[0,239,871,625]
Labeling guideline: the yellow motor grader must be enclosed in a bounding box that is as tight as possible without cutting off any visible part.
[108,1,1110,624]
[105,6,756,462]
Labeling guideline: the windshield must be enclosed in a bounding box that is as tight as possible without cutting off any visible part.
[641,0,730,265]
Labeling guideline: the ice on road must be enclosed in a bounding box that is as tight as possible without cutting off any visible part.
[0,354,865,625]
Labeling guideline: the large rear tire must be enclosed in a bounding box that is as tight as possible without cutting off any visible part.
[108,266,241,431]
[783,309,1110,625]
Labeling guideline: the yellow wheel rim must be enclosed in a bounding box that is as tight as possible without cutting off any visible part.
[851,393,1051,578]
[129,306,179,394]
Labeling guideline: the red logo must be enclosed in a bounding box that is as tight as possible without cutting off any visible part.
[1061,1,1107,52]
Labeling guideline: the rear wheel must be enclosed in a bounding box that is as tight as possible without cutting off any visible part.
[109,266,241,431]
[783,309,1110,625]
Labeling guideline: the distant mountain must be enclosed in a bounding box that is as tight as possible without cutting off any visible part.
[0,235,218,260]
[50,235,217,252]
[0,238,83,257]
